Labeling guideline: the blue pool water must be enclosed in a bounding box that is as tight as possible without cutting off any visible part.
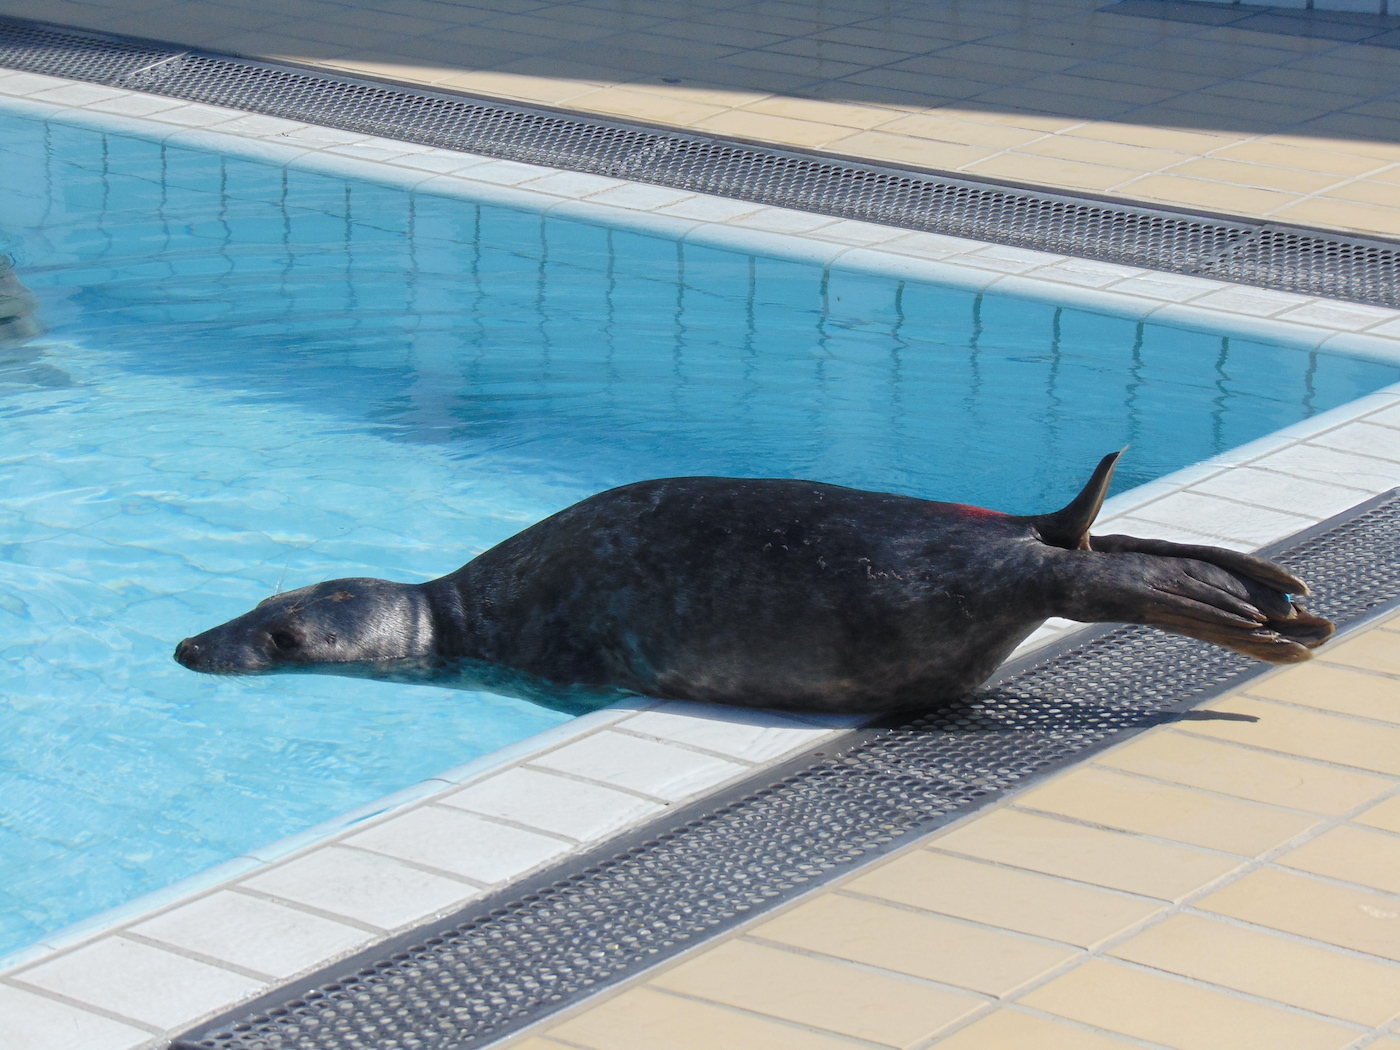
[3,106,1399,959]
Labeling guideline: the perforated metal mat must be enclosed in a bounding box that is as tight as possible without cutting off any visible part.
[3,15,1400,308]
[171,489,1400,1050]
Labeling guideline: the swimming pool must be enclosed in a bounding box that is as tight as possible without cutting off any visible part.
[3,104,1399,961]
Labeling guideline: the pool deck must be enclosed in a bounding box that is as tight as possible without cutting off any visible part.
[511,608,1400,1050]
[2,0,1400,237]
[4,2,1400,1047]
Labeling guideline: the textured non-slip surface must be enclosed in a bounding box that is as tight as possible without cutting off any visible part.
[172,492,1400,1049]
[2,16,1400,308]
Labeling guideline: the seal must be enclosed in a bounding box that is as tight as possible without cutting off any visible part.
[174,453,1334,715]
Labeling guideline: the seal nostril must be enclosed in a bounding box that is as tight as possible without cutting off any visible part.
[174,638,200,665]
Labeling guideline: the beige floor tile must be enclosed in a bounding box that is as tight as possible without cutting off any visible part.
[648,940,982,1048]
[868,112,1047,150]
[496,56,633,84]
[1062,121,1234,155]
[1073,61,1221,95]
[839,67,997,102]
[1206,80,1362,116]
[1012,766,1320,855]
[1248,662,1400,726]
[693,110,851,148]
[508,1040,571,1049]
[476,13,619,42]
[1356,794,1400,835]
[1314,629,1400,679]
[933,42,1082,77]
[1210,141,1388,178]
[1098,729,1392,816]
[545,986,862,1050]
[1181,696,1400,777]
[964,152,1142,192]
[718,49,862,80]
[1163,158,1345,195]
[846,849,1163,949]
[325,56,466,85]
[272,18,416,49]
[1269,133,1400,165]
[1245,66,1388,99]
[739,95,894,130]
[1274,197,1400,238]
[1279,825,1400,896]
[1117,174,1301,217]
[437,70,602,104]
[1018,135,1189,172]
[818,131,998,170]
[1019,73,1176,108]
[750,893,1078,997]
[764,38,909,69]
[1196,867,1400,962]
[949,108,1086,134]
[968,87,1136,122]
[621,78,769,108]
[1019,958,1358,1050]
[1316,183,1400,214]
[1109,912,1400,1026]
[566,87,728,125]
[929,1009,1136,1050]
[931,808,1244,901]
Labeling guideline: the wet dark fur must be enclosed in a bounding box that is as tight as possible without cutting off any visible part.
[175,454,1334,715]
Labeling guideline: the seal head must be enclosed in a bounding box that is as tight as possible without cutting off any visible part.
[175,578,436,679]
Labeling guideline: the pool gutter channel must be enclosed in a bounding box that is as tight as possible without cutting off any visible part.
[2,15,1400,310]
[171,488,1400,1049]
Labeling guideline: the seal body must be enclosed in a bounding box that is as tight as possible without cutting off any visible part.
[175,456,1333,714]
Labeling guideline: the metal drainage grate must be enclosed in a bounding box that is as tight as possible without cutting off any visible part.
[174,489,1400,1050]
[3,16,1400,308]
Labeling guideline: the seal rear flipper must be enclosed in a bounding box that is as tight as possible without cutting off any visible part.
[1090,533,1311,596]
[1054,550,1335,664]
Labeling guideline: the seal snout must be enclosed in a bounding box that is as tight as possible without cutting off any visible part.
[174,636,202,669]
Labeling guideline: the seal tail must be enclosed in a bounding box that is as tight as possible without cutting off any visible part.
[1029,450,1122,551]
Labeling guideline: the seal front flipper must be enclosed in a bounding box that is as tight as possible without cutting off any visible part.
[1050,547,1334,664]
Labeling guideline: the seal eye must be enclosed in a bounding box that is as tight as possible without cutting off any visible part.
[268,629,299,652]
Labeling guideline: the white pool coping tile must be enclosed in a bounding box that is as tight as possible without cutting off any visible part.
[12,937,267,1031]
[344,806,573,885]
[528,729,749,801]
[437,766,666,841]
[6,69,1400,1047]
[4,981,153,1050]
[239,845,481,930]
[128,892,376,981]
